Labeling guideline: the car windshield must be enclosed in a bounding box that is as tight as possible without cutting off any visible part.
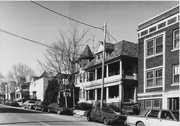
[172,111,179,121]
[102,108,115,113]
[29,101,35,103]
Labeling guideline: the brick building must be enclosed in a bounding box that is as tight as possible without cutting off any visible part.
[137,6,179,110]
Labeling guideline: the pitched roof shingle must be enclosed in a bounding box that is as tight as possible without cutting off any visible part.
[84,40,138,69]
[78,45,94,60]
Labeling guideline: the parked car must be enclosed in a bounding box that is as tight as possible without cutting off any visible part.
[23,100,36,110]
[9,100,19,107]
[34,101,49,111]
[47,103,73,115]
[126,109,179,126]
[4,100,19,107]
[87,107,127,125]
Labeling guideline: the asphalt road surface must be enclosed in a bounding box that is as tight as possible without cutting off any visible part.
[0,104,124,126]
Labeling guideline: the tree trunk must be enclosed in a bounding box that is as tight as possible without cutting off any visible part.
[73,85,75,109]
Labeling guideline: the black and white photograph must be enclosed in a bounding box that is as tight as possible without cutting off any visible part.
[0,0,179,126]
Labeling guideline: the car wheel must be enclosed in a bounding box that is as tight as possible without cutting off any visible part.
[87,115,91,121]
[103,118,110,125]
[57,110,61,115]
[136,122,145,126]
[48,109,51,113]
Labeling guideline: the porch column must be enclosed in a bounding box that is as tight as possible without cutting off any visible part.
[133,87,137,103]
[119,81,123,103]
[106,65,109,77]
[85,90,87,101]
[95,89,97,101]
[119,60,122,79]
[87,72,89,82]
[106,87,109,102]
[95,69,97,80]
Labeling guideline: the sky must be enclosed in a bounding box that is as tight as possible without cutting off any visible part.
[0,1,179,77]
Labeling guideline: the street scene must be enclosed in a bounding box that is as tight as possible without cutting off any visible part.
[0,1,179,126]
[0,104,108,126]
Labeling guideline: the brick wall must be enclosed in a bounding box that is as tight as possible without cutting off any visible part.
[138,38,144,93]
[165,23,179,91]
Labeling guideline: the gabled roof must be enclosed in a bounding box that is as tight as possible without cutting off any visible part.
[94,41,114,54]
[84,40,138,70]
[77,45,94,60]
[40,71,49,78]
[99,41,114,51]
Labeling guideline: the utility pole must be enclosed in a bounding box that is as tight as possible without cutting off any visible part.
[100,23,107,108]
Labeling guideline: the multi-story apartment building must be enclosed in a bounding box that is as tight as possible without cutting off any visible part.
[75,41,138,107]
[137,6,179,110]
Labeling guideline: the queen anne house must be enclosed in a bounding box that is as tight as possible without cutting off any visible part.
[75,40,138,108]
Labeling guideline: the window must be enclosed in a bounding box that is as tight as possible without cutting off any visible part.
[155,69,162,86]
[96,53,102,60]
[108,61,120,76]
[155,36,163,54]
[147,110,159,118]
[161,111,173,120]
[146,35,163,57]
[141,30,148,36]
[158,22,166,29]
[168,97,179,111]
[149,26,156,33]
[167,17,176,25]
[146,68,163,88]
[173,29,179,49]
[145,99,161,110]
[173,65,179,84]
[145,100,152,109]
[147,39,154,56]
[108,85,119,99]
[89,89,95,100]
[153,99,161,109]
[97,67,102,79]
[147,71,153,87]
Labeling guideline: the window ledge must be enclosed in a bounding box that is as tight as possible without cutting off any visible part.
[171,48,179,52]
[146,53,163,59]
[171,83,179,86]
[146,86,163,89]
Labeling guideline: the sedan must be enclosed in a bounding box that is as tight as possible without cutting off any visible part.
[47,105,73,115]
[34,101,49,112]
[87,107,126,125]
[23,100,36,109]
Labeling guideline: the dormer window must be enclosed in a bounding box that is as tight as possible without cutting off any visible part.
[96,52,102,60]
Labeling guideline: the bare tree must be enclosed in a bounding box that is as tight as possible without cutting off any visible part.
[0,72,4,82]
[7,63,35,102]
[38,25,91,108]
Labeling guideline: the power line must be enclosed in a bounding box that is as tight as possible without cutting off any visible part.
[106,31,118,43]
[31,1,119,44]
[0,28,51,48]
[0,28,92,58]
[31,1,103,31]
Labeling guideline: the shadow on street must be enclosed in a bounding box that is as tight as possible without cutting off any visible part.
[0,106,38,113]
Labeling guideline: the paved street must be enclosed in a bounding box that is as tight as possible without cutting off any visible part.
[0,104,124,126]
